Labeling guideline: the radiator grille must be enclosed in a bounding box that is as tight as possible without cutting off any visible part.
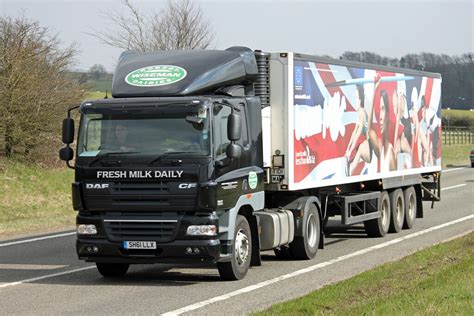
[103,219,179,242]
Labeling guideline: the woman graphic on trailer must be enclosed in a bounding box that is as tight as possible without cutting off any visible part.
[345,84,371,174]
[347,74,397,173]
[410,89,432,168]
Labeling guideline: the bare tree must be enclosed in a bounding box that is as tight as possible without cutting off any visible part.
[89,64,107,80]
[0,15,85,159]
[91,0,213,52]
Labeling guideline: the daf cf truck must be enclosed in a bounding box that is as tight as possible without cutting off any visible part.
[60,47,442,280]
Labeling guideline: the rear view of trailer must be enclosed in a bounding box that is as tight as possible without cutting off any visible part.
[263,53,442,191]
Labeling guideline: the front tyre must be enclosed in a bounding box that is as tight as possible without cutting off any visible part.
[217,215,252,280]
[96,263,129,277]
[289,203,320,260]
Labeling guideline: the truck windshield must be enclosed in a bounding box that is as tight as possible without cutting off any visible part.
[77,111,210,158]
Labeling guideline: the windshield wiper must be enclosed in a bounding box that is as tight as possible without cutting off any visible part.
[147,151,198,165]
[88,150,141,166]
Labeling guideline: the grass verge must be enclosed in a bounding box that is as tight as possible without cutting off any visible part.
[255,232,474,315]
[0,159,75,239]
[442,144,472,167]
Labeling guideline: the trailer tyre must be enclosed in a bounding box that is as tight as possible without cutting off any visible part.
[364,191,390,237]
[403,186,417,229]
[388,189,405,233]
[289,203,320,260]
[96,263,129,277]
[217,215,252,280]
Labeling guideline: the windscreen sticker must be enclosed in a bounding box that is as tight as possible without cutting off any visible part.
[125,65,187,87]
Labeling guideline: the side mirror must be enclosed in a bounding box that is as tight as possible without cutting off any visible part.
[62,118,75,144]
[59,147,74,161]
[227,113,241,141]
[226,143,241,159]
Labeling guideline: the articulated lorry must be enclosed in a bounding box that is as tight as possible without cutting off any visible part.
[60,47,442,280]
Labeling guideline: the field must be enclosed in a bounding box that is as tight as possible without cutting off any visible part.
[442,144,472,167]
[255,232,474,315]
[0,159,75,238]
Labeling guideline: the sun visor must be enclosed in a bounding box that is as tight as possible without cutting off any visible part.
[112,49,258,98]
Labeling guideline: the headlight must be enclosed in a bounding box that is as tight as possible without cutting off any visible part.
[186,225,217,236]
[77,224,97,235]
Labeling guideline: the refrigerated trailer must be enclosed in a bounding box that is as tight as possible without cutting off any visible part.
[60,47,442,280]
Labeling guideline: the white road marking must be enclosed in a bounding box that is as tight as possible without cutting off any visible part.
[0,232,75,247]
[441,184,467,191]
[161,214,474,316]
[0,264,67,270]
[0,266,95,289]
[442,167,467,173]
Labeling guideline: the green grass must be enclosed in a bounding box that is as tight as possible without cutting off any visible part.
[87,77,112,92]
[0,159,75,238]
[255,232,474,316]
[442,144,472,167]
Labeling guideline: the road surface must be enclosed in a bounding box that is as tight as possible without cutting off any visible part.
[0,167,472,315]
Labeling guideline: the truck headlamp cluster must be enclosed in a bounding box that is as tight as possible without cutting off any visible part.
[77,224,97,235]
[186,225,217,236]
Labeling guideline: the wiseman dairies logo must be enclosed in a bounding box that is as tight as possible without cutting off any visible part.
[125,65,187,87]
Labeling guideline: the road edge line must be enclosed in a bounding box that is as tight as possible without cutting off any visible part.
[161,214,474,316]
[0,266,95,289]
[0,232,76,248]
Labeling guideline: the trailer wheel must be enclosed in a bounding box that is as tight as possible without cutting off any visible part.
[274,246,292,259]
[364,191,390,237]
[217,215,252,280]
[403,187,417,229]
[96,263,129,277]
[388,189,405,233]
[289,203,320,260]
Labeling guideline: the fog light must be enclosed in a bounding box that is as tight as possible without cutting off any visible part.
[186,225,217,236]
[77,224,97,235]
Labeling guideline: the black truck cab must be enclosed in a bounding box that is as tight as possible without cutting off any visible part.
[61,47,268,279]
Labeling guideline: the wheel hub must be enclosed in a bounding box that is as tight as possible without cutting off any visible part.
[235,229,249,266]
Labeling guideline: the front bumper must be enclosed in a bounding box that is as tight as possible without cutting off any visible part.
[77,238,221,264]
[76,212,227,264]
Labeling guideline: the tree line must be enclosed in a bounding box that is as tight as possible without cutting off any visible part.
[340,51,473,110]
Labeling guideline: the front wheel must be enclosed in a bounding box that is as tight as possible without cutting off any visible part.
[217,215,252,280]
[96,263,129,277]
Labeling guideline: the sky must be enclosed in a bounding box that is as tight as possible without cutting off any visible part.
[1,0,473,72]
